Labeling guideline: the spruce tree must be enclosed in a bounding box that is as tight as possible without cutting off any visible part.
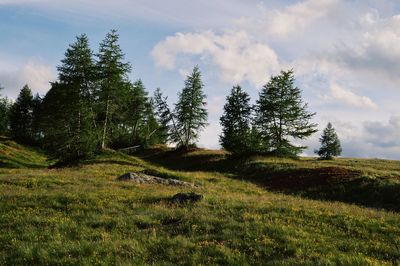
[174,66,208,149]
[96,29,132,149]
[220,85,253,155]
[41,34,97,162]
[254,70,317,157]
[315,122,342,160]
[9,85,34,144]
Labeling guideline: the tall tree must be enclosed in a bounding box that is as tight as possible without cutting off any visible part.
[0,85,12,134]
[174,66,208,149]
[220,85,253,155]
[254,70,317,157]
[9,85,34,143]
[315,122,342,160]
[41,34,97,162]
[96,29,132,149]
[129,79,149,142]
[153,88,177,144]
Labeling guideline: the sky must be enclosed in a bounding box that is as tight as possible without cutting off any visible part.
[1,0,400,159]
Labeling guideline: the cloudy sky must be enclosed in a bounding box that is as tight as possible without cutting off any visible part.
[1,0,400,159]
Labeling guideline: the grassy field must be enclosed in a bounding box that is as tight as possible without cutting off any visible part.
[1,141,400,265]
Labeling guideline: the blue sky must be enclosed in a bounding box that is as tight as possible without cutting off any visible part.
[1,0,400,159]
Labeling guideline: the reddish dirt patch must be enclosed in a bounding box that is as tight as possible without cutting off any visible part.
[261,167,360,191]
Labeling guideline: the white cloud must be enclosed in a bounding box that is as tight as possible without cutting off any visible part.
[268,0,340,37]
[0,58,55,99]
[327,83,377,109]
[152,31,280,87]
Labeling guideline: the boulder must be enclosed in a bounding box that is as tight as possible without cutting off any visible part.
[170,192,203,203]
[117,172,194,187]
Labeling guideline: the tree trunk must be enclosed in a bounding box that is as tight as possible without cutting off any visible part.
[101,99,110,149]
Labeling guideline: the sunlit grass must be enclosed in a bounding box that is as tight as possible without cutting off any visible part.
[1,143,400,264]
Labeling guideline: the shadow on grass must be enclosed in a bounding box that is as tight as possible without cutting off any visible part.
[136,149,400,213]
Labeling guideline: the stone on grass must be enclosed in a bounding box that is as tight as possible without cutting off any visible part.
[117,172,193,187]
[170,192,203,203]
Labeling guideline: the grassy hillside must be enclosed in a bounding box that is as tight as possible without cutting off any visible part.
[0,143,400,264]
[0,136,48,168]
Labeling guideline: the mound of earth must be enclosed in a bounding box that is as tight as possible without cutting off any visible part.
[117,172,194,187]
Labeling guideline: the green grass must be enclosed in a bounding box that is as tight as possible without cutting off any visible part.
[0,136,49,168]
[1,143,400,264]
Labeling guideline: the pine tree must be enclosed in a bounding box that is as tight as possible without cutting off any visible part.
[96,29,132,149]
[254,70,317,157]
[315,122,342,160]
[41,34,97,162]
[174,66,208,149]
[9,85,34,144]
[220,85,253,155]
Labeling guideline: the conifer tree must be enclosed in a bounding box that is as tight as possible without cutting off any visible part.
[0,85,11,134]
[174,66,208,149]
[130,79,149,142]
[9,85,34,143]
[96,29,132,149]
[254,70,317,157]
[220,85,253,155]
[315,122,342,160]
[153,88,177,144]
[41,34,97,162]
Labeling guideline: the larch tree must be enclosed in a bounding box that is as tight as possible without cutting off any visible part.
[9,85,35,144]
[174,66,208,149]
[254,70,317,157]
[96,29,132,149]
[41,34,97,162]
[0,84,11,134]
[220,85,254,155]
[315,122,342,160]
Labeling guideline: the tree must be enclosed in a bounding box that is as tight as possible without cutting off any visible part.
[41,34,97,162]
[174,66,208,149]
[315,122,342,160]
[254,70,317,157]
[9,85,35,143]
[220,85,254,155]
[153,88,176,144]
[0,85,11,134]
[96,29,132,149]
[129,79,149,143]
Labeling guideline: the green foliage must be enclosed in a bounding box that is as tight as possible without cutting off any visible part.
[9,85,35,144]
[96,29,132,149]
[40,34,97,163]
[0,91,12,134]
[254,70,317,157]
[153,88,176,144]
[220,85,255,155]
[316,122,342,160]
[174,66,208,149]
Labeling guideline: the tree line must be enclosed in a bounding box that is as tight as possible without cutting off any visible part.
[0,30,341,163]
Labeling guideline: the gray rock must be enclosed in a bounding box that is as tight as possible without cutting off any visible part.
[117,172,194,187]
[170,192,203,203]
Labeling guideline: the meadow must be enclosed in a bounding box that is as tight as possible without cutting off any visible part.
[1,139,400,265]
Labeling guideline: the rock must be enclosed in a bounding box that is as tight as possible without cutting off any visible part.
[170,192,203,203]
[117,172,194,187]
